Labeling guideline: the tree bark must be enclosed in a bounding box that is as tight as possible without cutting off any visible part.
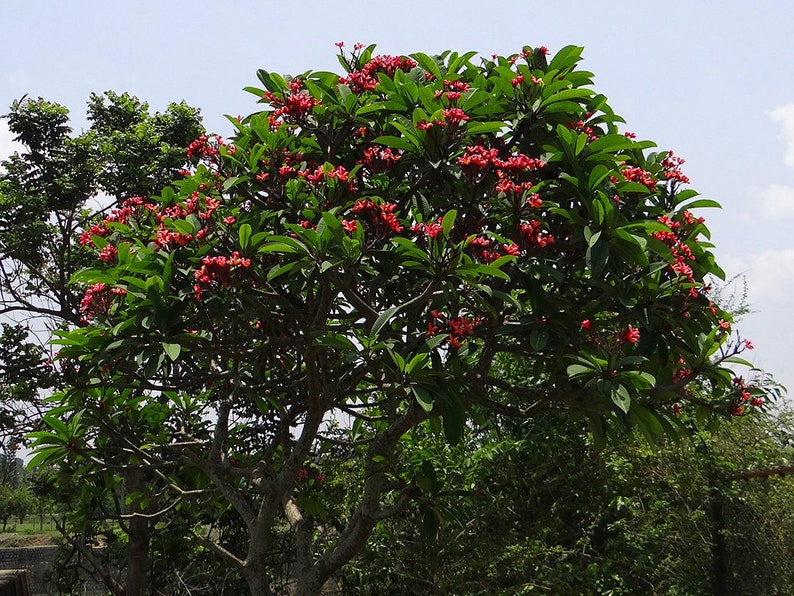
[124,466,150,596]
[295,406,429,595]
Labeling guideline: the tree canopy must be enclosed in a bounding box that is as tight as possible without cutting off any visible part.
[28,44,774,595]
[0,92,203,449]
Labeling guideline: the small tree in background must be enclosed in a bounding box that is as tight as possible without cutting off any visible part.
[0,92,204,593]
[30,44,775,595]
[0,93,204,446]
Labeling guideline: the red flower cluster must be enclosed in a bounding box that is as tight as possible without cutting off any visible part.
[417,108,472,130]
[358,146,402,173]
[411,218,444,239]
[79,223,109,247]
[469,236,500,263]
[79,283,126,322]
[621,165,657,191]
[502,243,520,256]
[296,467,325,483]
[79,196,155,247]
[425,310,481,348]
[567,117,598,143]
[335,41,365,52]
[350,200,403,234]
[526,193,542,208]
[456,145,546,196]
[495,153,546,174]
[187,135,221,160]
[299,164,350,184]
[457,145,501,183]
[435,79,470,101]
[154,227,194,250]
[496,179,534,195]
[731,376,764,414]
[681,210,705,226]
[442,108,470,126]
[263,87,321,128]
[467,236,520,262]
[652,215,696,283]
[661,150,690,185]
[623,325,640,344]
[97,245,118,263]
[672,368,690,383]
[339,55,417,93]
[193,252,252,301]
[518,220,555,249]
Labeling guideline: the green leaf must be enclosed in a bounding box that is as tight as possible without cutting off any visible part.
[723,355,754,368]
[549,45,584,70]
[238,223,252,250]
[412,52,443,81]
[611,384,631,413]
[314,333,356,350]
[171,219,195,235]
[372,135,415,152]
[162,342,181,362]
[425,333,449,351]
[442,210,457,236]
[371,305,401,337]
[447,50,477,74]
[586,236,609,276]
[412,386,434,412]
[421,506,439,540]
[442,395,465,446]
[466,121,506,135]
[222,176,243,191]
[91,235,109,249]
[586,134,637,155]
[267,261,302,281]
[529,329,548,350]
[540,88,594,108]
[676,198,721,211]
[405,353,429,375]
[567,364,593,379]
[26,447,62,469]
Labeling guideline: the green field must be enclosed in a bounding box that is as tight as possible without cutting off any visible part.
[0,516,59,536]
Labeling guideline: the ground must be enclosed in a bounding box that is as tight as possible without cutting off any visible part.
[0,533,56,547]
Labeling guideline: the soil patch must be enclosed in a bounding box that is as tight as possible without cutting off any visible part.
[0,534,56,548]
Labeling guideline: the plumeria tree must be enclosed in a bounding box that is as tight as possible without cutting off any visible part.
[30,44,771,595]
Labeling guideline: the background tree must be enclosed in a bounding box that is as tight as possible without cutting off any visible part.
[31,44,774,595]
[0,92,204,326]
[0,92,204,593]
[336,400,793,595]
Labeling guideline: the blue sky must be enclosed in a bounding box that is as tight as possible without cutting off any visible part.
[2,1,793,396]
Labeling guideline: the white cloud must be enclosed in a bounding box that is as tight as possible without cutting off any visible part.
[756,104,794,218]
[770,103,794,169]
[761,184,794,217]
[728,248,794,303]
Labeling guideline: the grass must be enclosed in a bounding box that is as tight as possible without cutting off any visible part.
[0,516,60,536]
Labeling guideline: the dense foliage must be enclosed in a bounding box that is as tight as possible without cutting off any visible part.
[0,92,204,592]
[0,92,203,450]
[27,44,776,594]
[339,408,794,595]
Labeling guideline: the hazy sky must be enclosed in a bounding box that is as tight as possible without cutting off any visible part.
[2,1,793,396]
